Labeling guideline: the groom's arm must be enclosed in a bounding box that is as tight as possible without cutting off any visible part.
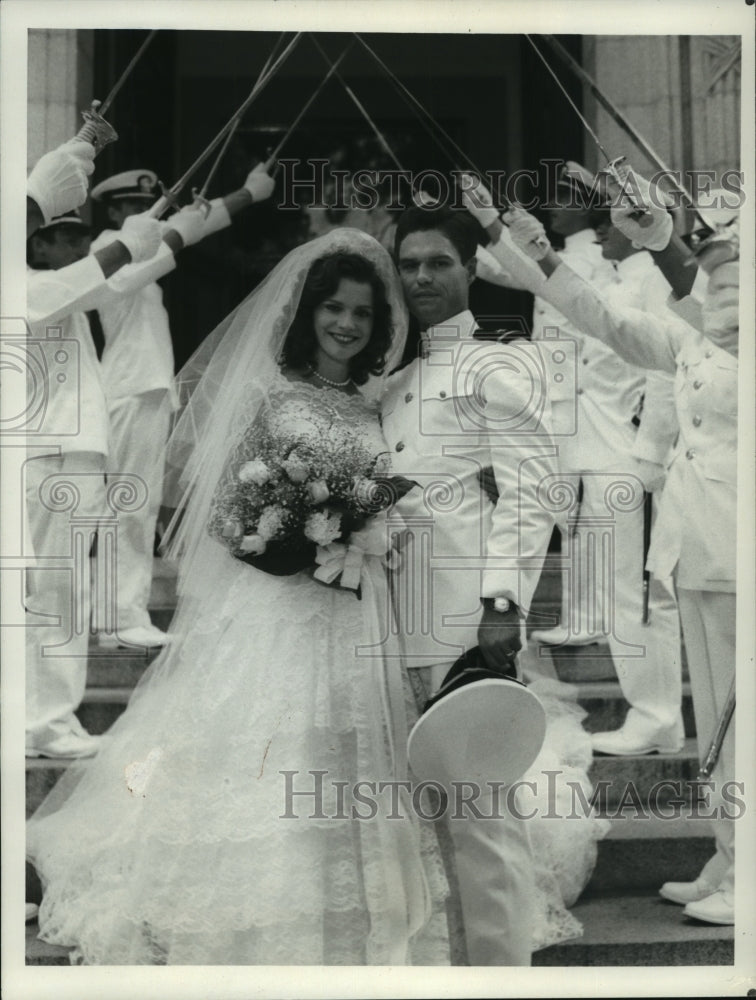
[473,343,559,670]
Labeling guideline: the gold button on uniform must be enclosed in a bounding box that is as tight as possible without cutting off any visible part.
[404,392,413,403]
[439,390,447,399]
[686,448,696,459]
[693,380,702,390]
[577,388,584,395]
[692,415,702,427]
[395,441,405,452]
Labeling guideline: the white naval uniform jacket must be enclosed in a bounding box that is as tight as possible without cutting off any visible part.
[90,233,179,409]
[381,310,559,667]
[533,230,655,469]
[603,251,679,469]
[27,259,111,456]
[541,265,737,592]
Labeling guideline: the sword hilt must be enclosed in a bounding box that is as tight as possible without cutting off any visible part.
[76,100,118,154]
[148,181,182,220]
[190,188,212,218]
[599,156,654,229]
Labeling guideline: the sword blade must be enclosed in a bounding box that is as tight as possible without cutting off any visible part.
[540,34,709,224]
[697,676,736,779]
[266,42,353,167]
[311,35,406,172]
[150,32,302,217]
[99,30,158,116]
[524,35,612,165]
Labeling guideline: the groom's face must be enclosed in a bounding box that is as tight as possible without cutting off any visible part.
[396,230,474,330]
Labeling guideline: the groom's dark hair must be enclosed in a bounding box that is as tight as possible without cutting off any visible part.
[394,206,484,265]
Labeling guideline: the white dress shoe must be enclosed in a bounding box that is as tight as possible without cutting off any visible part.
[683,889,734,925]
[529,626,603,646]
[25,902,39,923]
[659,877,718,906]
[26,729,101,760]
[98,624,170,649]
[591,725,683,756]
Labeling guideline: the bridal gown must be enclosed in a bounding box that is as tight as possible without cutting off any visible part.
[27,377,606,965]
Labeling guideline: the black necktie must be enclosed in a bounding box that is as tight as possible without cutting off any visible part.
[86,310,105,361]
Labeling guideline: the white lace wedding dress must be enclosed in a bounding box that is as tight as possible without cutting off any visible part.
[27,380,451,966]
[27,378,607,965]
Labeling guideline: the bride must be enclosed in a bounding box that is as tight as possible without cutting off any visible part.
[27,227,606,966]
[26,228,450,966]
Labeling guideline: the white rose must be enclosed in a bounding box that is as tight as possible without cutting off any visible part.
[239,534,266,555]
[307,479,330,504]
[282,451,309,483]
[238,459,270,486]
[220,518,243,541]
[304,510,342,546]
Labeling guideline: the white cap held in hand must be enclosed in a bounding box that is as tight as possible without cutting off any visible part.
[459,173,500,228]
[27,140,96,225]
[117,211,163,263]
[243,163,275,203]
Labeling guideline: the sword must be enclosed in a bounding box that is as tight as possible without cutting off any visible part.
[697,676,735,781]
[524,35,652,225]
[539,34,715,231]
[264,42,353,173]
[75,30,158,154]
[353,34,548,246]
[192,32,289,206]
[641,490,653,625]
[310,35,405,172]
[149,32,302,218]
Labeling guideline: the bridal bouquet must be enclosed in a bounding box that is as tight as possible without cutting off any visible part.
[209,421,414,582]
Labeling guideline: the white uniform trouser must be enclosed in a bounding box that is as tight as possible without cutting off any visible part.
[100,389,171,631]
[677,588,736,898]
[25,451,106,745]
[559,472,682,737]
[412,663,535,966]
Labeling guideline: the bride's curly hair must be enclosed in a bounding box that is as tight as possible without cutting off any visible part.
[280,250,394,385]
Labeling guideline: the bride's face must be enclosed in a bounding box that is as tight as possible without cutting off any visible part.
[312,278,374,370]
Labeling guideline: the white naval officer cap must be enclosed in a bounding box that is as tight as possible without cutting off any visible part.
[90,169,159,203]
[35,209,91,234]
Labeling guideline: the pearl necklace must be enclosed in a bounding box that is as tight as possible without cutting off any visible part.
[307,364,352,388]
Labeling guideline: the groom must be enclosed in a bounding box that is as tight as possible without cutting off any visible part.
[382,205,558,965]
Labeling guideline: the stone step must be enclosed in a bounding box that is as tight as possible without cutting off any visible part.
[589,738,701,808]
[532,891,733,966]
[75,686,133,736]
[588,812,715,894]
[84,651,155,688]
[26,924,72,966]
[25,889,734,967]
[577,680,695,737]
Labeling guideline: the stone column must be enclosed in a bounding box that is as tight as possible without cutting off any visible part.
[27,29,94,171]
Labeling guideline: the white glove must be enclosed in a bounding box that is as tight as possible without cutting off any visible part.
[117,211,163,263]
[475,245,508,286]
[243,163,275,203]
[501,207,551,260]
[166,205,209,247]
[459,173,500,228]
[606,163,673,252]
[634,458,666,493]
[26,140,96,225]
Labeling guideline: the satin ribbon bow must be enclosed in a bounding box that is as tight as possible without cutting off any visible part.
[313,542,364,590]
